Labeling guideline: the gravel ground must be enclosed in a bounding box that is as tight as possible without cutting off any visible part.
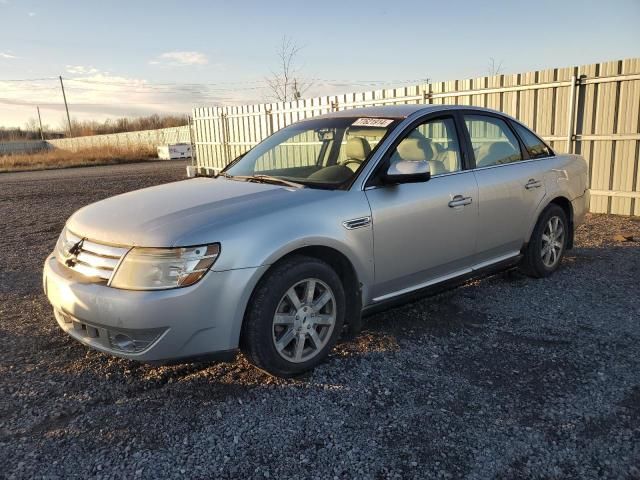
[0,161,638,479]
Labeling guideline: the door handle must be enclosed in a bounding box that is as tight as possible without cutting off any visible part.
[525,179,543,189]
[448,195,472,208]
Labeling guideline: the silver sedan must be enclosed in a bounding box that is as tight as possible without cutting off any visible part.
[43,105,589,376]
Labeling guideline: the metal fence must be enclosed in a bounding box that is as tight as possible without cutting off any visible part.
[0,140,48,155]
[193,58,640,216]
[48,126,191,152]
[0,126,191,156]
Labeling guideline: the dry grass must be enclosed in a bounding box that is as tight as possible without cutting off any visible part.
[0,145,158,173]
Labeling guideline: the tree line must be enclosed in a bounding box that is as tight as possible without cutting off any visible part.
[1,114,188,141]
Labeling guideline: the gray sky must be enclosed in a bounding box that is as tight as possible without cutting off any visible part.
[1,0,639,129]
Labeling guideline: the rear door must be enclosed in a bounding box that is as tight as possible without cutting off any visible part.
[462,113,547,264]
[365,114,479,301]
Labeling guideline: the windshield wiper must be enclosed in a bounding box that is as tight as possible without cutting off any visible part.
[224,174,304,189]
[253,175,305,188]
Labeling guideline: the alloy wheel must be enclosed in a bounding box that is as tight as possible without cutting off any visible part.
[541,215,565,268]
[272,278,337,363]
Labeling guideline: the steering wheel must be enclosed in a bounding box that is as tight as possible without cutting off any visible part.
[339,158,363,170]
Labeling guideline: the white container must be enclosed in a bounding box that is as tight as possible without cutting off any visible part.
[157,143,192,160]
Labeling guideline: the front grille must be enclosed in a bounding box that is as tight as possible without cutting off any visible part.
[57,309,101,338]
[59,230,129,282]
[54,309,165,354]
[55,309,110,351]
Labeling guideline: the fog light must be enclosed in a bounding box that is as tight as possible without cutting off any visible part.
[107,328,164,353]
[111,333,137,352]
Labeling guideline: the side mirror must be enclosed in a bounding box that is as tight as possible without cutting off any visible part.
[383,160,431,184]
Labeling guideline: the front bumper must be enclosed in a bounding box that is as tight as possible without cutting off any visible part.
[43,254,267,362]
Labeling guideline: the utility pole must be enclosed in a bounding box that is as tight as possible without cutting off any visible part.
[36,106,44,140]
[293,79,301,100]
[59,75,72,137]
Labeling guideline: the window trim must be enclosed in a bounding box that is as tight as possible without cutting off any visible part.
[364,112,469,188]
[509,120,555,159]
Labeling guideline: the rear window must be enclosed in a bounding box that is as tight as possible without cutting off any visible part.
[512,123,552,159]
[464,115,523,168]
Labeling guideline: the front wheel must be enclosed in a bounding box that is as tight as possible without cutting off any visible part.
[241,256,345,377]
[520,204,568,278]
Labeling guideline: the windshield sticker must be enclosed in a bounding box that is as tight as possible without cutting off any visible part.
[352,118,394,127]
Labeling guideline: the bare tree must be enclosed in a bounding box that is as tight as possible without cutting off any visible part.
[488,57,504,76]
[24,117,40,134]
[265,36,312,102]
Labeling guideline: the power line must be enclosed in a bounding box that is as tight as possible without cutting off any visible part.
[64,76,429,88]
[64,84,269,93]
[64,78,269,87]
[0,76,432,98]
[0,74,433,125]
[0,75,428,87]
[0,77,58,82]
[0,98,213,106]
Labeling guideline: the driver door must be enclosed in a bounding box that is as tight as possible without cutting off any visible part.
[365,115,479,301]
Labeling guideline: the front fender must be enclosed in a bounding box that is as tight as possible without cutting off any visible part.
[202,189,375,299]
[261,231,375,299]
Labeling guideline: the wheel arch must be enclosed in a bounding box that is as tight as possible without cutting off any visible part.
[527,195,575,249]
[548,196,574,249]
[239,244,364,348]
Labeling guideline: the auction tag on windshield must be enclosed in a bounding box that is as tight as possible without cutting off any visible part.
[352,118,394,127]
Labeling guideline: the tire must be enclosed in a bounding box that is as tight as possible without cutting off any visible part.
[241,255,345,377]
[520,204,569,278]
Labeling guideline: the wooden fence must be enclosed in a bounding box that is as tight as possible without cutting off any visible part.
[192,58,640,216]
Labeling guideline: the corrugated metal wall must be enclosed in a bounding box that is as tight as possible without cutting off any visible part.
[193,58,640,216]
[0,140,48,155]
[0,126,191,156]
[48,126,191,152]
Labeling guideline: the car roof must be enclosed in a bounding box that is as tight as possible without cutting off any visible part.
[310,104,511,120]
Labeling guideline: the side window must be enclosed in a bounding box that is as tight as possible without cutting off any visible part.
[389,117,461,176]
[512,123,552,159]
[464,115,522,168]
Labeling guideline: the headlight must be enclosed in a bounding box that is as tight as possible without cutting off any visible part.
[110,244,220,290]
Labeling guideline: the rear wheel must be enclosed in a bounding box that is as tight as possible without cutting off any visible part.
[521,204,568,278]
[241,255,345,377]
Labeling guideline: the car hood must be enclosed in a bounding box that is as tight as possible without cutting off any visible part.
[66,177,318,247]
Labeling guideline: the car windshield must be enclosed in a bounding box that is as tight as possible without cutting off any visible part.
[223,117,400,189]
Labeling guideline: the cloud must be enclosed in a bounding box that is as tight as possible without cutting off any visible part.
[66,65,99,75]
[0,70,256,127]
[0,52,17,59]
[150,51,208,66]
[28,11,36,16]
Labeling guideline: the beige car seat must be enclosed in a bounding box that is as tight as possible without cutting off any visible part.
[433,143,460,173]
[393,134,447,175]
[343,137,371,171]
[475,141,518,167]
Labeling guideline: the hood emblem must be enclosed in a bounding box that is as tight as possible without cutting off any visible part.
[64,238,84,267]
